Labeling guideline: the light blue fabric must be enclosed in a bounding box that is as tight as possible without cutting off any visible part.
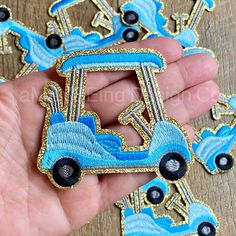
[149,121,192,163]
[49,0,81,14]
[229,96,236,110]
[140,177,169,196]
[0,20,137,71]
[45,121,115,159]
[0,13,141,72]
[203,0,215,9]
[174,29,197,48]
[63,23,140,53]
[124,203,217,236]
[183,48,214,57]
[0,20,63,70]
[193,124,236,173]
[41,118,192,171]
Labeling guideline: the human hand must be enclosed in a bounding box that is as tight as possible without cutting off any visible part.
[0,37,219,235]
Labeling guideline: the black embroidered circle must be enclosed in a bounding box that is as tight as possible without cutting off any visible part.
[215,153,234,171]
[123,11,139,25]
[123,28,139,42]
[197,222,216,236]
[46,34,62,49]
[159,153,187,181]
[146,186,164,205]
[52,158,81,187]
[0,7,10,22]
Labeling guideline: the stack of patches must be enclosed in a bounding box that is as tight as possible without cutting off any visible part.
[0,1,234,236]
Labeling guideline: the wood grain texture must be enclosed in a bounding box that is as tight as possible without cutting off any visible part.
[0,0,235,235]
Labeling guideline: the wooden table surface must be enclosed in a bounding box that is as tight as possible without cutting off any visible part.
[0,0,235,235]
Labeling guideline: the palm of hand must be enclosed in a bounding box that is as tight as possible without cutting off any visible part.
[0,38,219,236]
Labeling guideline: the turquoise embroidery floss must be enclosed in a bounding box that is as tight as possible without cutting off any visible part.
[118,179,218,236]
[193,123,236,174]
[37,48,194,188]
[0,0,216,81]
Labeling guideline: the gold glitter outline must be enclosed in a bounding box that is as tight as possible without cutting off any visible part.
[212,93,236,121]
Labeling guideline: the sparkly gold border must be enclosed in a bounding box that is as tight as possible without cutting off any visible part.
[212,93,236,120]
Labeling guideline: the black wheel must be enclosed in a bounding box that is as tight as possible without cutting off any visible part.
[46,34,62,49]
[123,11,139,25]
[215,153,234,171]
[123,28,139,42]
[52,158,81,187]
[146,186,164,205]
[159,153,187,181]
[198,222,216,236]
[0,7,10,22]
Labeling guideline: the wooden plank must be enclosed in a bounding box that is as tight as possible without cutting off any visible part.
[0,0,235,235]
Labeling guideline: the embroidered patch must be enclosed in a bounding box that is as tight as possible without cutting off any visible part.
[37,48,194,188]
[117,178,218,236]
[0,0,216,81]
[212,94,236,120]
[193,123,235,174]
[116,177,170,219]
[0,75,5,83]
[0,1,141,78]
[119,0,215,56]
[0,5,64,77]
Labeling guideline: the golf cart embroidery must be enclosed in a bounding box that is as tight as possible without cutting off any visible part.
[0,75,5,83]
[120,0,215,57]
[117,177,170,214]
[212,94,236,120]
[37,48,194,188]
[193,123,235,174]
[0,0,215,80]
[141,177,169,206]
[0,1,142,78]
[118,179,218,236]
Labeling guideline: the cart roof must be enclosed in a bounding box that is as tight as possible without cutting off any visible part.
[49,0,83,14]
[58,49,166,73]
[203,0,215,8]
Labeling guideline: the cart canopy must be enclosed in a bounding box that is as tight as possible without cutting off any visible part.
[58,49,166,73]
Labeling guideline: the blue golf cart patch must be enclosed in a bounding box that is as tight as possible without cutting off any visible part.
[0,0,215,80]
[37,48,193,188]
[117,179,218,236]
[212,94,236,120]
[193,123,236,174]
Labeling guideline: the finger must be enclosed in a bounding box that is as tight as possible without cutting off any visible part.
[164,80,219,124]
[183,124,195,142]
[86,54,218,126]
[99,172,156,210]
[12,38,183,99]
[158,54,219,99]
[86,37,183,96]
[115,37,183,63]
